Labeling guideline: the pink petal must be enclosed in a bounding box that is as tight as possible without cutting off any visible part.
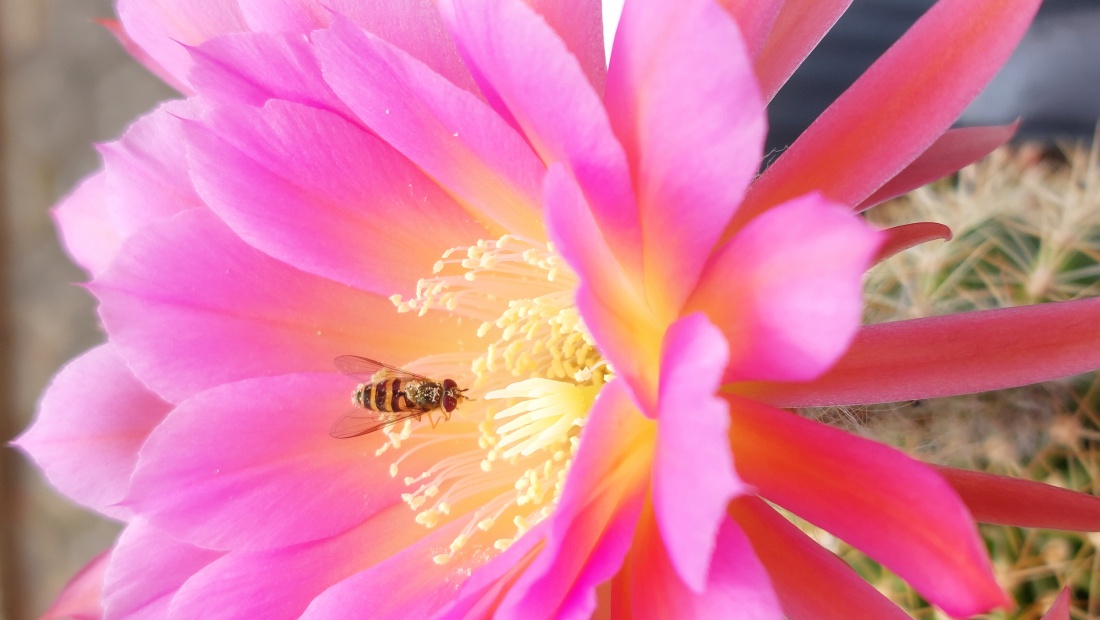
[103,519,222,619]
[1041,588,1072,620]
[715,0,783,58]
[15,344,171,519]
[653,313,742,591]
[857,124,1018,211]
[874,222,952,265]
[751,0,853,101]
[100,99,205,239]
[728,397,1006,617]
[435,524,547,619]
[542,166,638,308]
[731,496,912,620]
[313,18,546,240]
[299,518,487,619]
[116,0,247,89]
[126,373,443,550]
[937,467,1100,531]
[187,32,349,116]
[252,0,480,94]
[166,505,438,619]
[442,0,643,273]
[497,381,651,619]
[737,0,1040,225]
[746,298,1100,407]
[543,165,660,412]
[51,172,121,276]
[92,208,459,403]
[98,18,190,94]
[625,508,783,620]
[40,549,110,620]
[687,193,882,383]
[185,99,487,296]
[233,0,326,32]
[525,0,607,95]
[605,0,765,318]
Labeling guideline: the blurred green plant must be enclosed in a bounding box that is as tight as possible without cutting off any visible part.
[808,135,1100,619]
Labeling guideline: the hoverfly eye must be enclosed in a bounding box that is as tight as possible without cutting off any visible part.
[442,379,459,413]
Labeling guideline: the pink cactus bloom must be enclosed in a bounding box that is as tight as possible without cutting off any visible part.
[18,0,1100,618]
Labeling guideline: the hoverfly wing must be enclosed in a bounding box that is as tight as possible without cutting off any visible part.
[329,408,422,438]
[334,355,431,383]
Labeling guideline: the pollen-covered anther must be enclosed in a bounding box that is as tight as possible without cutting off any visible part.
[450,533,469,553]
[513,514,530,536]
[415,510,440,528]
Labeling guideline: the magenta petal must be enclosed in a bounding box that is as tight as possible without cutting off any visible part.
[339,0,484,95]
[497,380,650,618]
[240,0,481,95]
[187,32,348,116]
[526,0,607,94]
[857,124,1017,211]
[1041,588,1072,620]
[740,0,1040,219]
[15,344,171,519]
[299,518,484,619]
[653,313,742,591]
[749,298,1100,407]
[126,373,435,550]
[443,0,643,271]
[688,193,881,384]
[605,0,765,317]
[51,173,121,276]
[40,549,110,620]
[544,165,660,411]
[937,467,1100,531]
[874,222,952,265]
[115,0,247,89]
[627,512,782,620]
[99,18,190,93]
[233,0,325,32]
[752,0,852,101]
[103,519,222,619]
[100,99,205,239]
[729,398,1006,617]
[166,505,436,619]
[314,18,546,240]
[542,165,645,320]
[716,0,782,58]
[92,208,452,403]
[731,496,911,620]
[185,99,486,295]
[435,523,546,619]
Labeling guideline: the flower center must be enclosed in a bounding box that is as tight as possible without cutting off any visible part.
[384,236,610,563]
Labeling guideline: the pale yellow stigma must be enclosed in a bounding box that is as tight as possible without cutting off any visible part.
[383,236,612,564]
[487,379,597,459]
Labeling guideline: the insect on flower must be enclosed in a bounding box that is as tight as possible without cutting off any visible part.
[331,355,469,438]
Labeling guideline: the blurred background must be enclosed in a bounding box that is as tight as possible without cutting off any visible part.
[1,0,1098,619]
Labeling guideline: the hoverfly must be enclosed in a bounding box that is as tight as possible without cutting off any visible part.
[330,355,469,438]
